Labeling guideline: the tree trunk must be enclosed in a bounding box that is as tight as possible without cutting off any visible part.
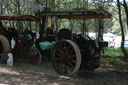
[117,0,128,58]
[123,0,128,29]
[0,1,3,14]
[16,0,23,31]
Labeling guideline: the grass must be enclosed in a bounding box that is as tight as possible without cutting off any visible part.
[101,48,128,65]
[101,48,128,71]
[102,48,124,57]
[101,56,125,65]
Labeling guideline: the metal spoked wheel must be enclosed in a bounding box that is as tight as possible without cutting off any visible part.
[28,47,42,65]
[51,40,81,75]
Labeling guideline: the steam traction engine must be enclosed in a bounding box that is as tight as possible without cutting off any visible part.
[0,16,41,64]
[0,9,111,75]
[38,9,111,75]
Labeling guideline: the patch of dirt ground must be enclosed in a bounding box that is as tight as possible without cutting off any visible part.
[0,61,128,85]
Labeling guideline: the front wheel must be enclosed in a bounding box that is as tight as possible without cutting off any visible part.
[27,47,42,65]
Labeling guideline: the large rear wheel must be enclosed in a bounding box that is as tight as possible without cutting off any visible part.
[0,35,10,62]
[51,40,81,75]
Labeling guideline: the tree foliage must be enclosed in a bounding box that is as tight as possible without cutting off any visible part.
[0,1,127,37]
[0,0,113,32]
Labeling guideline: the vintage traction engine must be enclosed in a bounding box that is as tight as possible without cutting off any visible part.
[0,9,111,75]
[37,9,111,75]
[0,16,42,64]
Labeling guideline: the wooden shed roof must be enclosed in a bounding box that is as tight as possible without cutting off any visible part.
[40,9,112,19]
[0,15,39,21]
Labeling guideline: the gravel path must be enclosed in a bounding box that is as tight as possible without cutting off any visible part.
[0,61,128,85]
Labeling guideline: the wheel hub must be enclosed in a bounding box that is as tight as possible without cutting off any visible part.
[62,53,70,62]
